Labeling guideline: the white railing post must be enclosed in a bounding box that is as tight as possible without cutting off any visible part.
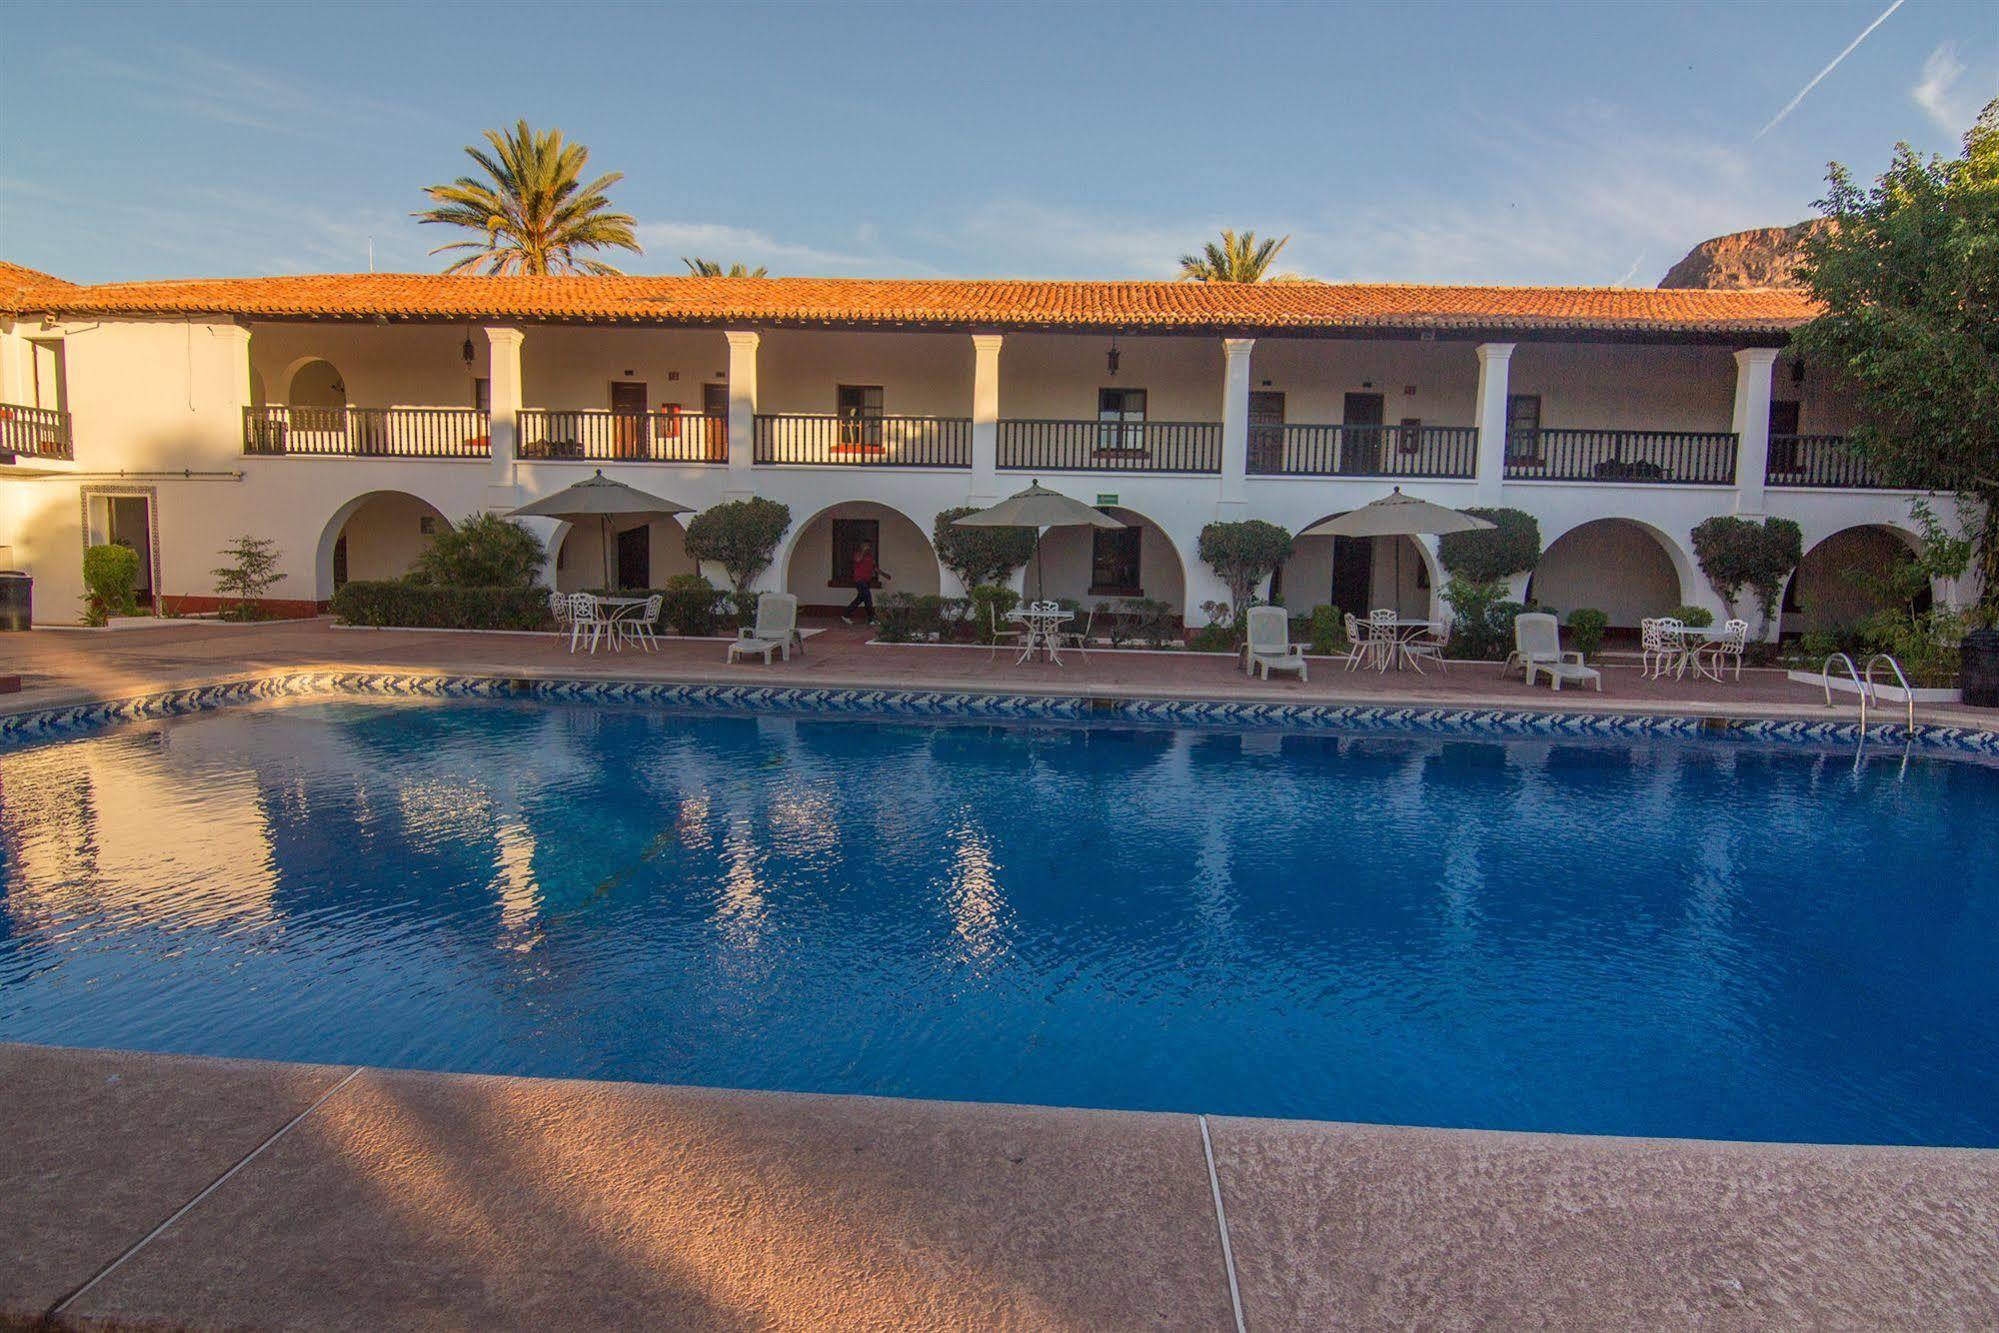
[484,326,524,505]
[1219,337,1254,517]
[725,330,760,498]
[1732,347,1778,515]
[970,333,1002,503]
[1472,342,1514,505]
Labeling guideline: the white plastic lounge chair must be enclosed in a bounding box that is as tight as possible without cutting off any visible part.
[1514,612,1600,692]
[568,594,609,654]
[1245,605,1307,682]
[728,593,799,664]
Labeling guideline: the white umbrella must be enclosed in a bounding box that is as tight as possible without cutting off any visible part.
[510,470,694,591]
[952,480,1123,602]
[1299,487,1494,606]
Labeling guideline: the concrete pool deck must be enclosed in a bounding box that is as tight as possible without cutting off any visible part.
[5,1043,1996,1330]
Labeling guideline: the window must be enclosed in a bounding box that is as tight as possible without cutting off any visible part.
[1505,394,1542,460]
[1090,523,1142,595]
[29,340,66,413]
[418,515,439,536]
[472,377,491,412]
[1397,416,1423,456]
[836,384,884,449]
[1096,387,1146,454]
[831,517,880,584]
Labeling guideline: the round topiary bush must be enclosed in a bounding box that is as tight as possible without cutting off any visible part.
[1437,507,1540,582]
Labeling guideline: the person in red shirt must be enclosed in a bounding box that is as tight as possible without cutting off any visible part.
[841,541,890,624]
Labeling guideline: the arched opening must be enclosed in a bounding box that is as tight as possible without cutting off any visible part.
[1275,518,1435,618]
[1527,518,1688,628]
[1032,506,1187,615]
[287,358,346,408]
[553,515,697,592]
[316,491,450,599]
[1780,525,1924,637]
[783,501,942,613]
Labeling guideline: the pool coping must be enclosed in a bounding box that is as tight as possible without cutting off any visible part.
[4,663,1998,757]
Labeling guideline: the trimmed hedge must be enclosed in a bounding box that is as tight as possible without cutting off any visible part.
[331,581,554,631]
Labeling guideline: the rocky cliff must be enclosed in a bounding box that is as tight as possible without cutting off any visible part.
[1658,220,1830,290]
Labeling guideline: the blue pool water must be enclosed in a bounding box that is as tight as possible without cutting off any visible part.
[2,697,1995,1147]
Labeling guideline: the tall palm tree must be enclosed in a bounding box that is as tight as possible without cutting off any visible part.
[1178,230,1296,282]
[415,121,641,275]
[682,257,768,278]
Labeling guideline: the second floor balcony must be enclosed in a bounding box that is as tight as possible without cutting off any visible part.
[1247,424,1477,480]
[0,402,73,461]
[1765,434,1890,489]
[245,406,490,459]
[521,409,726,463]
[754,414,972,468]
[1503,429,1739,486]
[998,420,1222,474]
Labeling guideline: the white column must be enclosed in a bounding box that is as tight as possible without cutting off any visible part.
[1731,347,1778,516]
[484,326,524,504]
[1472,342,1514,505]
[725,330,760,498]
[1218,337,1254,516]
[970,333,1002,502]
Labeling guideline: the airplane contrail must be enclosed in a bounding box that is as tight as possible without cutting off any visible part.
[1754,0,1906,140]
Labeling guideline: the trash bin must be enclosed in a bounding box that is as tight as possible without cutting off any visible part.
[0,570,30,632]
[1963,628,1999,709]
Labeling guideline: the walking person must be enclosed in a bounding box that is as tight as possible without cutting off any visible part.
[841,541,890,624]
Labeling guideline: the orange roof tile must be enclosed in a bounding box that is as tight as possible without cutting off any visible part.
[0,269,1818,338]
[0,261,76,303]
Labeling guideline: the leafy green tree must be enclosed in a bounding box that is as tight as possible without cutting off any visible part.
[1197,520,1294,629]
[933,506,1035,590]
[1692,515,1802,632]
[410,513,545,588]
[212,535,283,620]
[682,257,769,277]
[1791,99,1999,616]
[416,120,641,275]
[1437,507,1540,582]
[1178,230,1299,282]
[683,498,791,605]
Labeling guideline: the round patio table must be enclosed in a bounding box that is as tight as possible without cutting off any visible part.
[1007,604,1074,665]
[1663,624,1728,681]
[1374,618,1440,672]
[589,595,653,653]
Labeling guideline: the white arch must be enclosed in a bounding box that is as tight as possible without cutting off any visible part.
[283,356,347,407]
[1282,509,1446,617]
[1778,521,1927,635]
[313,488,453,600]
[1535,516,1700,612]
[546,512,696,592]
[776,499,945,605]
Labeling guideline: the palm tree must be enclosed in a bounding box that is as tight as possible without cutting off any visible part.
[682,257,769,278]
[415,121,641,275]
[1178,230,1296,282]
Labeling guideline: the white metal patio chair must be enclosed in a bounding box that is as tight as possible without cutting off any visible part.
[1639,617,1678,679]
[1515,612,1600,692]
[547,589,571,628]
[1700,618,1750,681]
[1369,608,1400,672]
[987,600,1025,662]
[1059,604,1096,660]
[1342,612,1373,672]
[568,594,610,654]
[1402,618,1449,674]
[727,593,799,664]
[1245,605,1307,682]
[617,594,663,652]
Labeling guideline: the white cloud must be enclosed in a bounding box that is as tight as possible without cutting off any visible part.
[1911,43,1984,137]
[631,220,925,276]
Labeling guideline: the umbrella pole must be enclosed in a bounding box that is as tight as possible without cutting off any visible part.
[1034,530,1045,604]
[601,515,612,591]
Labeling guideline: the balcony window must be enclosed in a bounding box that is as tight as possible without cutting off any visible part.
[1091,523,1142,596]
[836,384,884,450]
[1505,394,1542,461]
[1096,388,1146,456]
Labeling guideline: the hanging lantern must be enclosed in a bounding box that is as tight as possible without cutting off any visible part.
[1106,335,1120,377]
[462,329,476,367]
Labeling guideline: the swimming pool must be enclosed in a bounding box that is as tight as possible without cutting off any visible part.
[2,693,1995,1147]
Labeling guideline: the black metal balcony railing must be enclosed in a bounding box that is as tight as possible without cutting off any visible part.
[1247,423,1477,479]
[0,403,73,461]
[753,414,971,467]
[520,409,726,463]
[997,420,1223,474]
[1764,434,1895,489]
[243,406,491,458]
[1502,429,1737,485]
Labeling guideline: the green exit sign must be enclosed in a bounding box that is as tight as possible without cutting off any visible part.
[1095,493,1118,506]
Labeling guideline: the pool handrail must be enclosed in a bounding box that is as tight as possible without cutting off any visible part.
[1821,652,1869,730]
[1863,653,1916,732]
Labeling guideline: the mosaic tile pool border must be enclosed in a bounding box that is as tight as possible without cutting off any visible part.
[3,669,1996,758]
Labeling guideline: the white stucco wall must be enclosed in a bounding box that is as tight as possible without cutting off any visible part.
[1529,518,1686,626]
[336,492,444,583]
[782,501,941,608]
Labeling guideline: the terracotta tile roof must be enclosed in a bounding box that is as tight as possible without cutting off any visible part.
[0,269,1818,337]
[0,261,77,303]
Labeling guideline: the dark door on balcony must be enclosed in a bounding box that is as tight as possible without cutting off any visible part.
[702,382,730,459]
[837,385,884,451]
[108,496,155,606]
[1331,535,1372,617]
[616,523,650,591]
[610,380,648,459]
[1248,391,1285,472]
[1768,399,1802,473]
[1343,392,1385,472]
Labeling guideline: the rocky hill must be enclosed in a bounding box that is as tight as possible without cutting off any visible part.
[1658,220,1829,290]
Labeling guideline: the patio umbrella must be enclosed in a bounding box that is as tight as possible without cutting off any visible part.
[952,480,1123,602]
[1298,487,1494,606]
[509,470,694,591]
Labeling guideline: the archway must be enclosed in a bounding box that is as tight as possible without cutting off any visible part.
[315,490,450,599]
[1275,514,1438,618]
[1780,524,1923,637]
[553,515,698,592]
[287,358,346,408]
[1031,506,1188,614]
[782,501,942,612]
[1527,518,1690,627]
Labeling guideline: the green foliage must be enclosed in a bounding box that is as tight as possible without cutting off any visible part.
[410,513,545,588]
[1197,520,1293,632]
[876,592,954,643]
[660,573,724,636]
[1188,622,1237,653]
[1667,604,1715,628]
[934,507,1036,590]
[1792,100,1999,614]
[1566,608,1609,660]
[683,498,790,599]
[965,584,1021,643]
[416,119,641,276]
[1104,597,1179,649]
[1442,576,1548,660]
[682,257,768,278]
[1437,507,1540,582]
[1305,604,1347,655]
[211,535,283,620]
[82,543,139,625]
[1178,229,1297,282]
[1692,516,1802,630]
[331,581,553,631]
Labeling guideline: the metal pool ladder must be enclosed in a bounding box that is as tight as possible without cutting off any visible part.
[1820,652,1916,731]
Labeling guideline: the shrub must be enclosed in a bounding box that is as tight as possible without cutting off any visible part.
[82,543,140,625]
[1305,604,1347,655]
[1188,622,1237,653]
[1441,576,1506,659]
[1666,604,1715,628]
[410,512,544,588]
[1566,608,1609,660]
[660,573,724,636]
[876,591,953,643]
[1105,597,1178,649]
[1197,520,1293,635]
[965,584,1021,643]
[1692,515,1802,632]
[212,535,283,620]
[683,498,790,603]
[934,507,1036,590]
[1438,507,1540,582]
[331,581,553,631]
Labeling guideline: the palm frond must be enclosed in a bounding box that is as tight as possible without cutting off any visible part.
[415,121,643,275]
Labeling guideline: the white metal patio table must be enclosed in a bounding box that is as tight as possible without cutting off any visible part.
[1376,618,1442,672]
[594,595,653,653]
[1007,604,1074,665]
[1664,624,1727,681]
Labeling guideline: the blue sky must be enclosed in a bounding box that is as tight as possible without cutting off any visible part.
[1,0,1992,286]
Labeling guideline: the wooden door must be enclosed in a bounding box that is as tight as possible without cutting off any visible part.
[1331,535,1372,618]
[702,382,730,460]
[610,380,648,459]
[616,524,650,591]
[1343,392,1385,472]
